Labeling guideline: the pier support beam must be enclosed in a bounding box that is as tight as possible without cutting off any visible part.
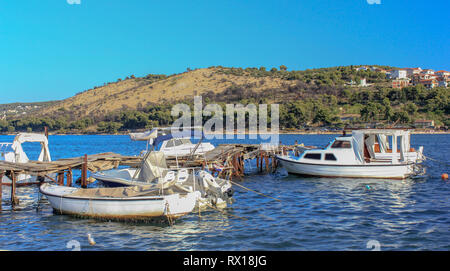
[264,153,269,173]
[11,171,19,207]
[81,154,88,188]
[57,172,64,186]
[0,171,3,211]
[67,168,72,187]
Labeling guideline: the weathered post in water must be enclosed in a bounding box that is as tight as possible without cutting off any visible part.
[11,171,19,207]
[67,168,72,187]
[57,172,64,186]
[0,171,3,211]
[81,154,88,188]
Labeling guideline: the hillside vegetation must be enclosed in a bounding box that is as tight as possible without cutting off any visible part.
[1,65,448,134]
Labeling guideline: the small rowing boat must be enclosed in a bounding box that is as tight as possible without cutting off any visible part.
[40,183,200,223]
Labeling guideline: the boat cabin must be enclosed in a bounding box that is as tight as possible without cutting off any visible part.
[130,127,215,157]
[295,129,421,165]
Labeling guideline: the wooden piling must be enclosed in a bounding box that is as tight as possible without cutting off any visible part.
[272,156,277,172]
[0,171,3,211]
[264,153,269,172]
[81,154,88,188]
[259,152,263,172]
[256,156,260,171]
[44,126,48,139]
[57,172,64,186]
[11,171,18,207]
[67,168,72,187]
[239,155,244,175]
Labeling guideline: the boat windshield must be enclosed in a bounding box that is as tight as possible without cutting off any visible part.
[165,138,192,148]
[180,138,192,144]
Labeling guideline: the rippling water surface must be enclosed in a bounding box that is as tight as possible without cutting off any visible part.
[0,134,449,250]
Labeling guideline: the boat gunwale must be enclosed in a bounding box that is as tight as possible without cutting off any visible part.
[276,155,416,167]
[286,171,408,180]
[38,185,193,201]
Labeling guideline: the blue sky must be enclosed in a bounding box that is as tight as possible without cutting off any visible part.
[0,0,449,103]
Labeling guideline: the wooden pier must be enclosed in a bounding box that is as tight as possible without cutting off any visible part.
[0,143,295,210]
[0,152,141,210]
[166,143,295,180]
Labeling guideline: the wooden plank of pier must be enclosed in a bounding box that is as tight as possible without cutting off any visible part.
[0,152,142,176]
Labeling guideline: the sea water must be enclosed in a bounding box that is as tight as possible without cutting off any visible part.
[0,134,449,251]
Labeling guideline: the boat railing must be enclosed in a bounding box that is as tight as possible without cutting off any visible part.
[0,142,13,152]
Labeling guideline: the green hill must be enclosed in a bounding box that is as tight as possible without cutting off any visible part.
[1,65,448,133]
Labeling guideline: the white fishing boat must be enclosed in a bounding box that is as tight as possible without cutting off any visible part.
[39,183,200,222]
[129,127,215,158]
[276,129,424,179]
[92,151,234,209]
[1,133,54,184]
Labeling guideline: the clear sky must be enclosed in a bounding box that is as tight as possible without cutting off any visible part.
[0,0,449,103]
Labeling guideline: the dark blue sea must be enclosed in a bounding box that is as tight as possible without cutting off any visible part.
[0,134,449,251]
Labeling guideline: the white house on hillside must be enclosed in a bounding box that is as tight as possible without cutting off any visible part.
[356,66,368,71]
[404,67,422,77]
[421,69,435,75]
[390,69,407,79]
[436,70,450,77]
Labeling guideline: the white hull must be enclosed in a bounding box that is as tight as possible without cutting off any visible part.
[92,168,234,209]
[277,156,414,179]
[163,143,215,157]
[40,184,199,221]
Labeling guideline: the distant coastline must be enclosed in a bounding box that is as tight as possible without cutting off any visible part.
[1,129,448,136]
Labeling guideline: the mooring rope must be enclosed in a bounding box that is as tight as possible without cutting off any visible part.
[424,155,450,166]
[165,201,174,226]
[230,180,281,202]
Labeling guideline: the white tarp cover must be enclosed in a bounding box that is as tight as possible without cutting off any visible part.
[3,133,52,182]
[352,129,411,163]
[129,129,158,141]
[137,151,168,182]
[377,134,388,153]
[352,133,364,163]
[11,133,51,163]
[68,184,165,198]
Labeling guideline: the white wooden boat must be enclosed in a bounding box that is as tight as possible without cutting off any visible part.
[1,133,55,184]
[92,151,234,209]
[40,183,200,222]
[130,127,215,158]
[277,129,423,179]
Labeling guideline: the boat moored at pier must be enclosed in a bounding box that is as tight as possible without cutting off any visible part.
[276,129,424,179]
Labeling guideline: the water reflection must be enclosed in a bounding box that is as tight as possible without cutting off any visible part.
[1,134,449,250]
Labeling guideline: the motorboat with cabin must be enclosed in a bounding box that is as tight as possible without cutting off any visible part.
[276,129,424,179]
[129,127,215,158]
